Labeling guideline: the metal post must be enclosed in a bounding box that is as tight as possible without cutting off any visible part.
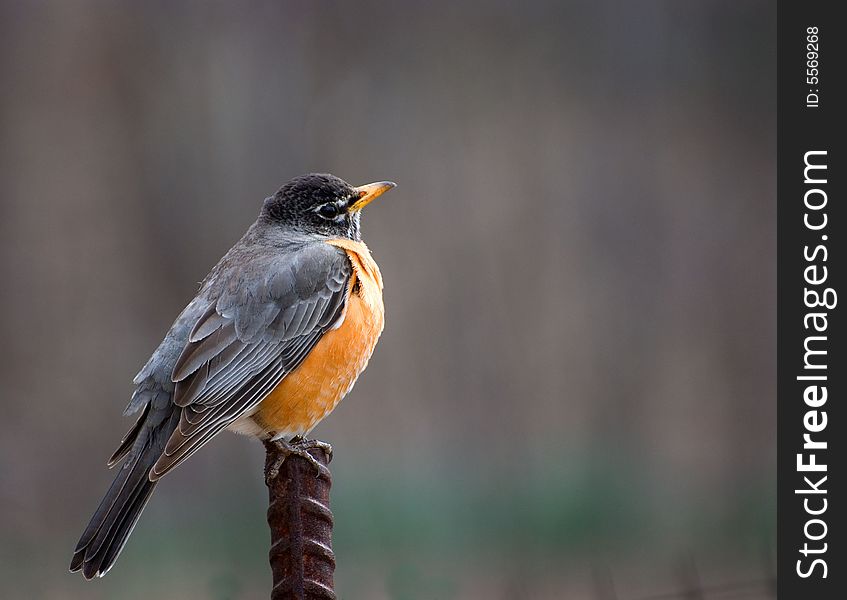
[264,442,336,600]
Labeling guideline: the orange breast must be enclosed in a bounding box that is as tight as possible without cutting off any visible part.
[251,240,384,438]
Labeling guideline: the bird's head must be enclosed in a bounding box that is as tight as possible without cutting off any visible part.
[261,173,395,240]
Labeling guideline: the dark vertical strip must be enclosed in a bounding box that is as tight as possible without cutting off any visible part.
[264,443,336,600]
[778,2,844,598]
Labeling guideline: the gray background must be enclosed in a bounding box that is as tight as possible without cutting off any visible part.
[0,1,775,598]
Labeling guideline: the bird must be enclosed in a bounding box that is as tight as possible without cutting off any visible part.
[70,173,395,579]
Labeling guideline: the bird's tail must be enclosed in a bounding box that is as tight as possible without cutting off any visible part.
[70,405,179,579]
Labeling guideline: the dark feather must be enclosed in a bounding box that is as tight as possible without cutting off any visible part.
[172,361,210,408]
[106,401,152,467]
[71,403,179,579]
[172,323,237,384]
[152,361,286,478]
[189,304,228,342]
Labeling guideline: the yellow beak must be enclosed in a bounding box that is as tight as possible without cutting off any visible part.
[349,181,396,212]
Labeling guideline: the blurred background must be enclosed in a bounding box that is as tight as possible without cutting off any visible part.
[0,1,775,598]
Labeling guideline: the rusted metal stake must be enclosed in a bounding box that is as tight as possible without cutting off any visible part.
[263,441,336,600]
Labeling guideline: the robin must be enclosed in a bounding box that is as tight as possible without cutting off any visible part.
[70,173,395,579]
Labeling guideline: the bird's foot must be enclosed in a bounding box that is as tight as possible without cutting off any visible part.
[265,437,333,484]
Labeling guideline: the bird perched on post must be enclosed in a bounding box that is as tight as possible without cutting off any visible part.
[70,173,394,579]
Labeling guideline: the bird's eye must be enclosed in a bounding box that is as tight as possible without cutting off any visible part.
[317,203,340,219]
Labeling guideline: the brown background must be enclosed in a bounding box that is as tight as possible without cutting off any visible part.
[0,1,775,598]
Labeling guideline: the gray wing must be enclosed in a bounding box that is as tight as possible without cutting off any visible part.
[149,242,352,480]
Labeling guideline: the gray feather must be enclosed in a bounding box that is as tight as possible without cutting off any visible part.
[73,230,357,578]
[151,241,352,479]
